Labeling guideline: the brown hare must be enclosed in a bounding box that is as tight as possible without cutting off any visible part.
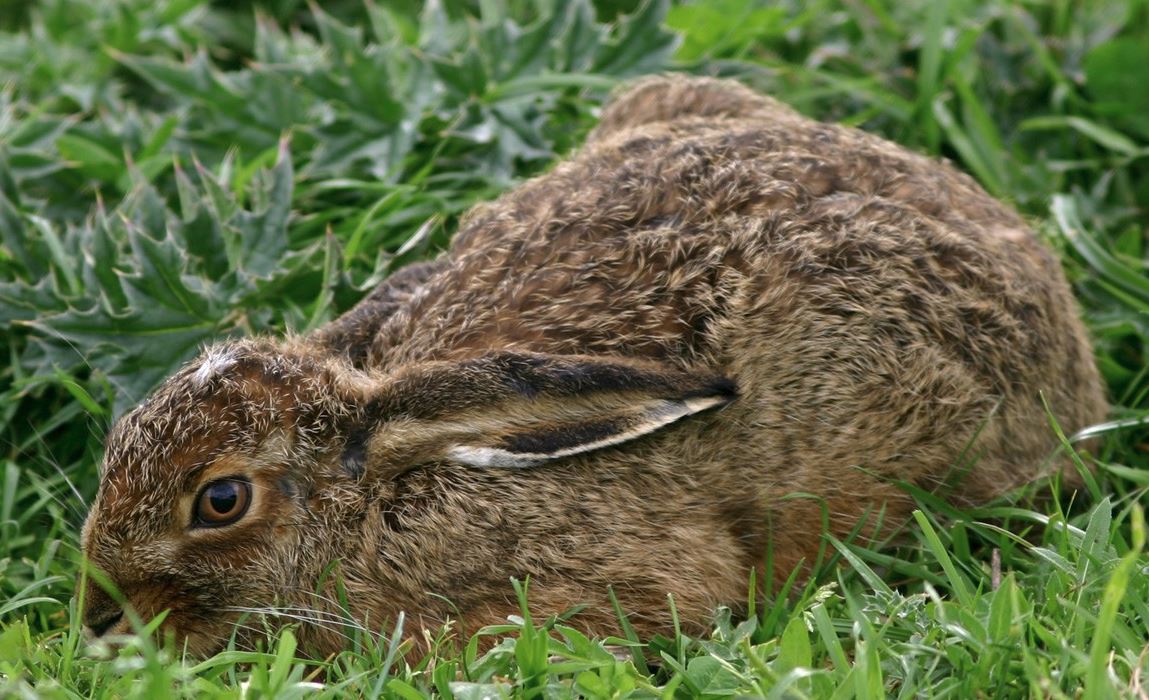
[79,76,1107,657]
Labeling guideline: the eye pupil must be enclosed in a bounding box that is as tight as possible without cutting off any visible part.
[195,478,251,527]
[207,483,238,515]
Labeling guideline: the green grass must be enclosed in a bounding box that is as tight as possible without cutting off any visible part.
[1,0,1147,696]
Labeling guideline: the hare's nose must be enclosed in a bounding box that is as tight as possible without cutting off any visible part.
[85,609,124,638]
[81,582,125,638]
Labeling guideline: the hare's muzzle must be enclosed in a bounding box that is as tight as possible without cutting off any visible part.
[81,584,124,638]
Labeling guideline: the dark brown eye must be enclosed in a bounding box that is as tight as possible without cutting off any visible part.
[194,479,251,527]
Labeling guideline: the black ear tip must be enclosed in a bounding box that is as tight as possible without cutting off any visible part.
[340,427,370,479]
[714,377,739,397]
[684,376,738,401]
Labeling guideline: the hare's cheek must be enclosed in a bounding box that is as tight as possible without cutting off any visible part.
[182,630,229,657]
[129,579,247,645]
[174,532,287,605]
[154,611,237,657]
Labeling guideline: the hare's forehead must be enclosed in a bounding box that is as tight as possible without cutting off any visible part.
[101,395,268,488]
[106,400,242,459]
[95,414,287,532]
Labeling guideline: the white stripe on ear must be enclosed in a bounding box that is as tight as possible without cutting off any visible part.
[446,394,731,469]
[445,446,547,469]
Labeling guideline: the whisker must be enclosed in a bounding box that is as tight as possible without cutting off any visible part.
[227,605,369,631]
[226,604,355,628]
[50,459,88,512]
[241,601,390,641]
[27,324,134,399]
[224,607,370,645]
[258,585,373,628]
[281,587,361,615]
[21,460,88,527]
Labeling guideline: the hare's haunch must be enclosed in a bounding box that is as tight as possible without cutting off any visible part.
[80,76,1106,657]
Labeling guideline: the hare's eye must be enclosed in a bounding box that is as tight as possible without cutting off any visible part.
[194,479,251,527]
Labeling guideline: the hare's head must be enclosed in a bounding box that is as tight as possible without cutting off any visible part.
[80,339,735,655]
[78,339,362,654]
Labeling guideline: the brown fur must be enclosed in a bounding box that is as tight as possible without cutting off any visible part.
[80,76,1107,657]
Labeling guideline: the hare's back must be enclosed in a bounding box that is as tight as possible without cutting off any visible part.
[377,110,1060,370]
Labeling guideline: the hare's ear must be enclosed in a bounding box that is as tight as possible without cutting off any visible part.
[360,353,737,470]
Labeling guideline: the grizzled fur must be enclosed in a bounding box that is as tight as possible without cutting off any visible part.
[81,76,1107,657]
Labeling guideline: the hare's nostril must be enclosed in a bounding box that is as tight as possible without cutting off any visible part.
[86,609,123,637]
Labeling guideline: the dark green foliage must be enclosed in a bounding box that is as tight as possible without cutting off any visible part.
[0,0,1146,696]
